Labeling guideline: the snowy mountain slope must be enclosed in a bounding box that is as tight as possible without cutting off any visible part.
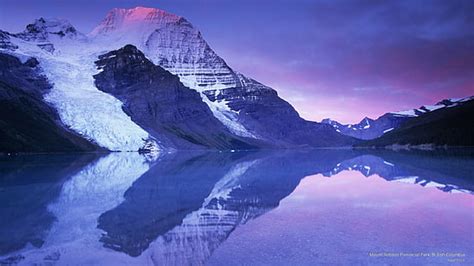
[323,96,474,140]
[1,18,153,151]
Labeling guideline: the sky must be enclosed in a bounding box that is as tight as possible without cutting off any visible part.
[1,0,473,124]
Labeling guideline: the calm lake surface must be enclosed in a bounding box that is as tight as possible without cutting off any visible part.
[1,149,473,265]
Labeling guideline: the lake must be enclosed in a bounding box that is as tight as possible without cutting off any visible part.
[0,149,473,265]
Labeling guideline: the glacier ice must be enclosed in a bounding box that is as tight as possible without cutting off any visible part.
[3,21,153,151]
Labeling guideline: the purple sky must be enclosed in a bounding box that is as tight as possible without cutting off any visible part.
[1,0,473,124]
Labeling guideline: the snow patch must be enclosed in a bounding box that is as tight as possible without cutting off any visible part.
[392,176,419,184]
[390,109,418,117]
[422,105,443,112]
[179,76,257,138]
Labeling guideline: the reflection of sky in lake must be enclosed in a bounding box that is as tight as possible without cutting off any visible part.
[209,171,473,265]
[0,150,473,265]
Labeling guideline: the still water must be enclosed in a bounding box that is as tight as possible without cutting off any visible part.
[0,149,473,265]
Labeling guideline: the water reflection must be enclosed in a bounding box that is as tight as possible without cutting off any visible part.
[0,154,97,257]
[0,149,472,265]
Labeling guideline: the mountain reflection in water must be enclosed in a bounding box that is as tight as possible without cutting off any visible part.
[0,149,473,265]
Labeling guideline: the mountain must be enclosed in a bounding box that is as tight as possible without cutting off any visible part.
[0,7,354,152]
[359,97,474,147]
[323,96,474,140]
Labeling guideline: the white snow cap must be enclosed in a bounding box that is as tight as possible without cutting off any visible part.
[90,6,181,36]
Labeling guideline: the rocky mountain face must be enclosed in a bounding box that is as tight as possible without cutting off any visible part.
[323,96,474,141]
[0,6,354,152]
[0,31,18,50]
[94,45,256,150]
[19,18,79,40]
[0,53,99,153]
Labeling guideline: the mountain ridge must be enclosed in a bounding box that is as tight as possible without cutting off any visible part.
[322,96,474,141]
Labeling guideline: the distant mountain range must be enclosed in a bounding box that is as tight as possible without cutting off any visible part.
[322,96,474,146]
[359,98,474,147]
[0,6,472,153]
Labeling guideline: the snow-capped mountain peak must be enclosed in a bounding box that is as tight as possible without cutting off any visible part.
[90,6,181,36]
[18,17,80,41]
[360,117,373,128]
[88,7,256,138]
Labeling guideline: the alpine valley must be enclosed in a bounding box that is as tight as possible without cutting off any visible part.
[0,6,473,153]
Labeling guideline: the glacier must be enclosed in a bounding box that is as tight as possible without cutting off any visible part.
[3,20,152,151]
